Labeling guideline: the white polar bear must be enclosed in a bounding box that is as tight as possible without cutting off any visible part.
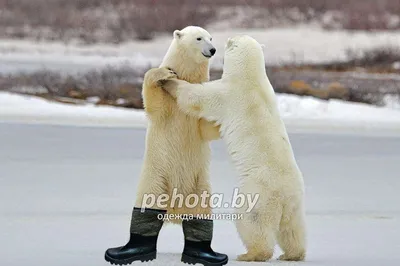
[138,26,220,218]
[157,35,307,262]
[105,27,228,266]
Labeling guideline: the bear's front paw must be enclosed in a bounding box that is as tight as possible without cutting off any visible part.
[156,68,178,87]
[157,79,173,88]
[159,79,179,93]
[161,67,178,80]
[167,68,177,76]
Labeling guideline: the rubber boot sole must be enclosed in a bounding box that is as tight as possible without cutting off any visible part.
[105,251,156,265]
[181,253,228,266]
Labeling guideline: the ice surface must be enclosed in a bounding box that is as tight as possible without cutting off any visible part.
[0,124,399,266]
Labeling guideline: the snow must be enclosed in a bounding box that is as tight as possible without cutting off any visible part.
[278,94,400,133]
[0,92,147,128]
[382,94,400,110]
[1,91,399,135]
[2,27,400,73]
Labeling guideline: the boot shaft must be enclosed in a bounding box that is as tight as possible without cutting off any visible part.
[182,218,213,242]
[130,207,166,236]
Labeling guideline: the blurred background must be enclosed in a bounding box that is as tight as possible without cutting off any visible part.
[1,2,400,266]
[1,0,400,118]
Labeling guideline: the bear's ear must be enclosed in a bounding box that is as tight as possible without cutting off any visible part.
[260,44,266,49]
[226,38,234,48]
[173,30,183,40]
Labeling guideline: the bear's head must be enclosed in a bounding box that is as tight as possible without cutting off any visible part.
[223,35,266,78]
[173,26,216,63]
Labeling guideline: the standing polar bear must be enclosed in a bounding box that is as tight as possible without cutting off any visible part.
[105,26,228,266]
[155,35,307,262]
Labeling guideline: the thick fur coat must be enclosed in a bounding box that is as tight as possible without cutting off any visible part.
[137,26,220,222]
[155,35,307,261]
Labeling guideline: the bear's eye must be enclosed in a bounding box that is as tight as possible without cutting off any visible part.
[210,38,212,41]
[196,37,202,41]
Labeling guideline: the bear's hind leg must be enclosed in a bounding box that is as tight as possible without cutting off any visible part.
[236,224,273,262]
[135,171,169,211]
[277,204,307,261]
[236,204,281,262]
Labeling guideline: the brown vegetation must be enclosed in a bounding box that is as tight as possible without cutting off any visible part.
[0,65,145,109]
[284,80,350,101]
[2,66,399,110]
[281,46,400,74]
[1,0,400,43]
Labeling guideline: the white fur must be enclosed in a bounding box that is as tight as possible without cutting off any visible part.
[162,35,307,260]
[138,26,220,222]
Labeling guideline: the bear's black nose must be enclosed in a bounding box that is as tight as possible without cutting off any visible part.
[210,48,216,56]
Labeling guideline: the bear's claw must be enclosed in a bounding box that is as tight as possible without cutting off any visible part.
[156,68,177,88]
[167,68,177,76]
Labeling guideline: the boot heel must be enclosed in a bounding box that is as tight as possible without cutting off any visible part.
[181,253,199,265]
[105,251,156,265]
[140,251,157,262]
[181,253,228,266]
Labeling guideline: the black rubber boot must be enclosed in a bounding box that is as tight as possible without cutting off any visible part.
[181,218,228,266]
[105,207,166,265]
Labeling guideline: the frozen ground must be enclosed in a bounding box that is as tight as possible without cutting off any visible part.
[0,123,399,266]
[1,91,400,135]
[2,27,400,74]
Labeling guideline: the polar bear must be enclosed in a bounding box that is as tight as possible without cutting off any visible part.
[138,26,220,217]
[155,35,307,262]
[105,26,228,266]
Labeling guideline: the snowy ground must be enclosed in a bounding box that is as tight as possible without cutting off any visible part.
[2,27,400,74]
[1,124,399,266]
[1,91,400,135]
